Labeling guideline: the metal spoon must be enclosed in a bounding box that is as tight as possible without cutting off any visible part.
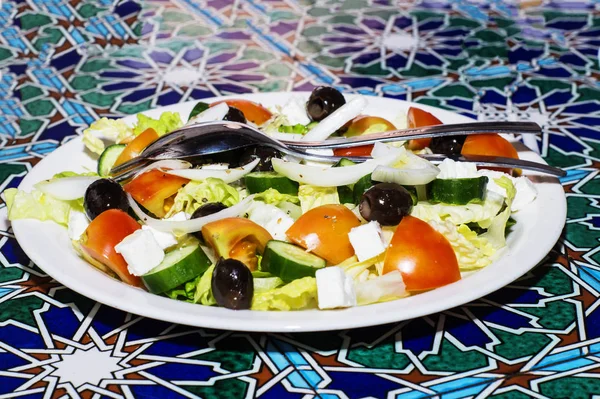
[109,121,564,181]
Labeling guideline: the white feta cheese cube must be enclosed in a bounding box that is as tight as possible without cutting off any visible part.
[437,158,478,179]
[114,230,165,276]
[348,221,386,262]
[68,210,89,241]
[316,266,357,309]
[141,225,178,250]
[280,98,311,126]
[247,202,294,241]
[512,176,537,211]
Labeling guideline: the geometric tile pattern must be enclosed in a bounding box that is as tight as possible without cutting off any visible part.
[1,0,600,397]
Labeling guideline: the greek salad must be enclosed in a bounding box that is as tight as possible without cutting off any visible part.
[3,87,537,311]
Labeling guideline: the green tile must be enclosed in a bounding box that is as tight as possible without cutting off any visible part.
[24,99,54,117]
[19,13,53,30]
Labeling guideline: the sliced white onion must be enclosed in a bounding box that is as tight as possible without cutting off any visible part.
[128,194,256,234]
[165,158,260,183]
[186,102,229,125]
[355,271,406,306]
[371,141,400,158]
[35,176,100,200]
[132,160,192,179]
[372,150,440,185]
[302,97,367,141]
[271,152,402,187]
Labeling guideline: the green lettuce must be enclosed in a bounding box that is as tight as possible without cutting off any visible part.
[163,265,216,305]
[53,171,98,179]
[336,255,381,281]
[166,178,240,217]
[251,277,317,311]
[298,184,340,213]
[133,112,183,136]
[193,265,216,305]
[411,191,504,228]
[429,220,496,270]
[254,188,299,206]
[3,188,73,226]
[482,176,516,249]
[82,117,134,155]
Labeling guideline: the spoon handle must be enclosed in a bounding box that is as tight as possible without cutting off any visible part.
[283,121,541,149]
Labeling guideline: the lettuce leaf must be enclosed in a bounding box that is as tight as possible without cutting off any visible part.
[482,176,516,249]
[411,191,504,228]
[133,112,183,136]
[53,171,98,179]
[298,184,340,213]
[251,277,317,311]
[429,220,496,270]
[3,188,73,226]
[336,255,382,282]
[166,178,240,217]
[254,188,299,206]
[355,271,407,306]
[82,117,134,155]
[164,275,200,302]
[193,265,216,305]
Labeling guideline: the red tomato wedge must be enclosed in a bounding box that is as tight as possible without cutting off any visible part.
[382,215,460,291]
[123,169,189,218]
[286,204,361,264]
[114,128,159,167]
[461,133,519,173]
[202,217,273,271]
[333,145,374,157]
[210,99,273,125]
[406,107,442,150]
[80,209,142,287]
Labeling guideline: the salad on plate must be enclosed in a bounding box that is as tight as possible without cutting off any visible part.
[3,87,538,312]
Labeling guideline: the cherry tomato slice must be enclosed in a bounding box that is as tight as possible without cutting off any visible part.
[406,107,443,150]
[210,99,273,125]
[114,128,159,167]
[344,115,396,137]
[286,204,361,264]
[80,209,142,287]
[461,133,519,173]
[333,145,374,157]
[382,215,460,291]
[202,217,273,271]
[123,169,189,218]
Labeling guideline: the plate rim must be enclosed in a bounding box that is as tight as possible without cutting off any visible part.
[11,93,567,332]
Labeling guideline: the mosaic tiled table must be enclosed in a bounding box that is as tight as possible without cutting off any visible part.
[1,0,600,398]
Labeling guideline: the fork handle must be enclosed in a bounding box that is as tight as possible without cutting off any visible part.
[283,121,541,149]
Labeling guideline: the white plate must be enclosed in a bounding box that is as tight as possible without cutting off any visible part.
[11,93,567,332]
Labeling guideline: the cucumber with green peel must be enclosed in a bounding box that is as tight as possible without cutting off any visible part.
[402,185,419,205]
[353,173,374,204]
[142,243,211,294]
[97,144,126,177]
[189,102,210,120]
[337,185,354,204]
[427,176,488,205]
[333,158,356,168]
[261,240,326,282]
[254,276,284,292]
[245,172,299,195]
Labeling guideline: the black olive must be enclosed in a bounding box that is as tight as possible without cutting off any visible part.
[223,106,247,123]
[191,202,227,240]
[359,183,413,226]
[306,86,346,121]
[429,135,467,155]
[84,178,129,220]
[212,258,254,310]
[239,146,281,172]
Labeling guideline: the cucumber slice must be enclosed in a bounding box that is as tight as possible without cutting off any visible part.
[142,243,211,294]
[98,144,126,177]
[245,172,299,195]
[261,240,326,282]
[402,185,418,206]
[189,102,210,120]
[337,186,354,204]
[333,158,356,168]
[254,276,284,292]
[427,176,489,205]
[353,173,374,203]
